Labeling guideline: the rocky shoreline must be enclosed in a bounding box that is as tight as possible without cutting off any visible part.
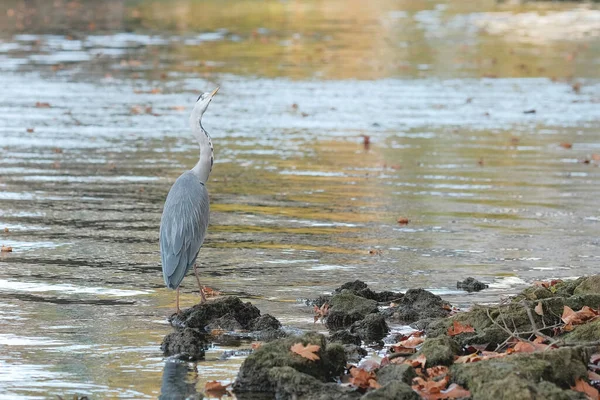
[161,276,600,399]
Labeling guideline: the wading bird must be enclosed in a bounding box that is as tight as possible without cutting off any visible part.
[160,87,219,313]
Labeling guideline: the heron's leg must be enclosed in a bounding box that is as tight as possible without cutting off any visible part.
[193,264,207,303]
[176,287,181,314]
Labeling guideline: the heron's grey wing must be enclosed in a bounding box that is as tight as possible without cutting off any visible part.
[160,172,210,289]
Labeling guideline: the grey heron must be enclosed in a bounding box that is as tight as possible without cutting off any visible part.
[160,87,219,313]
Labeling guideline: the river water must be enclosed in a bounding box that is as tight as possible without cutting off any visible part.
[0,0,599,398]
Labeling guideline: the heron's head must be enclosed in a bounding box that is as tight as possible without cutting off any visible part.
[192,87,219,118]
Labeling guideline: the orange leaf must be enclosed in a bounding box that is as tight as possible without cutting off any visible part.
[447,320,475,336]
[571,378,599,400]
[588,370,600,381]
[559,142,573,149]
[512,341,551,353]
[349,367,378,389]
[290,342,320,361]
[397,217,410,225]
[561,306,577,324]
[534,302,544,316]
[455,353,481,364]
[397,336,425,348]
[35,102,51,108]
[442,383,472,399]
[406,354,427,369]
[204,380,230,398]
[0,245,12,253]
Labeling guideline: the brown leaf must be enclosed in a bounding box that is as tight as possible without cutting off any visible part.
[26,128,34,133]
[455,353,482,364]
[571,378,599,399]
[406,353,427,369]
[204,380,230,398]
[447,320,475,336]
[590,353,600,365]
[313,303,329,323]
[202,286,222,298]
[441,383,471,399]
[1,245,12,253]
[251,342,262,350]
[3,227,8,233]
[534,302,544,316]
[349,367,378,389]
[290,343,320,361]
[588,370,600,381]
[397,217,410,225]
[562,305,599,326]
[512,341,552,353]
[396,336,425,349]
[35,102,51,108]
[170,105,187,111]
[559,142,573,149]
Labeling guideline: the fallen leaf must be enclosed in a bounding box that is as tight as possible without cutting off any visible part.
[455,353,482,364]
[290,343,320,361]
[571,378,599,399]
[3,227,8,233]
[426,365,449,378]
[562,305,599,327]
[1,245,12,253]
[447,320,475,336]
[559,142,573,149]
[26,128,34,133]
[406,353,427,369]
[360,134,371,150]
[204,380,230,398]
[251,342,262,350]
[396,336,425,348]
[170,105,187,111]
[512,341,552,353]
[397,217,410,225]
[313,303,329,323]
[588,371,600,381]
[35,102,51,108]
[534,302,544,316]
[349,367,379,389]
[441,383,471,399]
[390,345,417,354]
[202,286,222,298]
[590,353,600,365]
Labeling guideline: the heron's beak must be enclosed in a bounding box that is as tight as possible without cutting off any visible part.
[209,87,220,98]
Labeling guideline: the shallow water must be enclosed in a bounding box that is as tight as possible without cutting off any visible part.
[0,0,600,398]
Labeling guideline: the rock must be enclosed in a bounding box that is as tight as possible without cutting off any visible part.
[333,280,402,303]
[170,296,261,330]
[419,336,461,367]
[472,375,586,400]
[160,328,208,361]
[205,315,243,331]
[451,347,590,398]
[384,289,450,324]
[329,291,379,316]
[250,314,282,331]
[565,319,600,343]
[360,381,420,400]
[328,330,362,346]
[326,292,379,331]
[343,344,367,363]
[267,366,361,400]
[375,364,417,386]
[233,333,346,395]
[457,277,489,292]
[573,275,600,295]
[350,313,389,344]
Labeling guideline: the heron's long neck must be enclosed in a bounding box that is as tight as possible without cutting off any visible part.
[190,115,214,183]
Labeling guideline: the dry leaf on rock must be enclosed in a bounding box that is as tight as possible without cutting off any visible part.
[204,380,230,398]
[571,378,599,400]
[447,320,475,336]
[290,343,320,361]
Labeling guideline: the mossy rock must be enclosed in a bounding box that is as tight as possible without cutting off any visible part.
[564,319,600,343]
[554,277,587,297]
[518,286,555,301]
[171,296,261,330]
[329,291,379,316]
[267,366,361,400]
[419,336,461,367]
[565,294,600,310]
[451,347,589,395]
[328,330,362,346]
[375,364,417,386]
[360,381,420,400]
[160,328,208,361]
[233,333,346,394]
[385,289,450,324]
[468,375,586,400]
[350,313,389,344]
[573,276,600,295]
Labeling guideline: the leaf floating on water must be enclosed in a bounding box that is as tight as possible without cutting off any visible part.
[290,343,320,361]
[559,142,573,149]
[26,128,34,133]
[170,105,187,111]
[203,286,222,298]
[1,245,12,252]
[35,102,51,108]
[447,320,475,336]
[3,227,8,233]
[397,217,410,225]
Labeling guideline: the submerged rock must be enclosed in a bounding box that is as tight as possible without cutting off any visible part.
[325,291,379,331]
[383,289,450,324]
[160,328,209,361]
[457,277,489,292]
[333,280,403,303]
[233,333,346,396]
[267,366,361,400]
[419,336,461,367]
[375,364,417,386]
[343,344,367,363]
[360,381,420,400]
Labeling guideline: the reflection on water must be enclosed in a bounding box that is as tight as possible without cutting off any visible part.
[0,0,599,398]
[159,359,198,400]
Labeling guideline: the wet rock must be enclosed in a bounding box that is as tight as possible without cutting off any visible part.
[451,346,590,398]
[360,381,420,400]
[326,292,379,331]
[205,315,243,331]
[419,336,461,367]
[383,289,450,324]
[328,330,362,346]
[333,280,403,303]
[233,333,346,395]
[471,375,585,400]
[250,313,281,330]
[375,364,416,386]
[350,313,389,344]
[267,366,361,400]
[170,296,261,330]
[343,344,367,363]
[160,328,209,361]
[457,277,489,292]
